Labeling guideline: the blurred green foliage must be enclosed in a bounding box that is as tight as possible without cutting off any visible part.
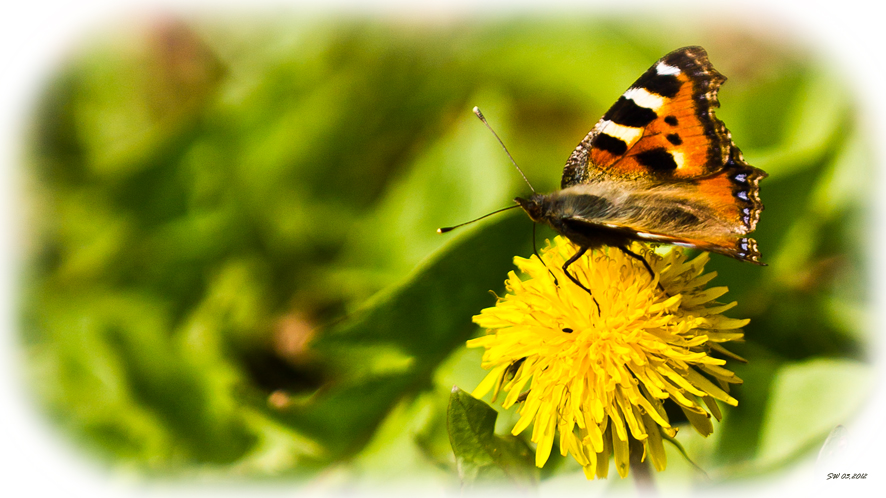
[20,13,871,490]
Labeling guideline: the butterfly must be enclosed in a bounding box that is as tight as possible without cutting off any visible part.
[511,46,767,293]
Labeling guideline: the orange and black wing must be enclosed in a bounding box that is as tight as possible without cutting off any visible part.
[604,148,766,264]
[560,46,767,261]
[562,46,762,183]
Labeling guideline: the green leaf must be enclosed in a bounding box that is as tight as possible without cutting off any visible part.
[662,433,709,479]
[447,386,538,487]
[756,358,872,466]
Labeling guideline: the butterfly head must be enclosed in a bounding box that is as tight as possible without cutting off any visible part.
[515,196,546,223]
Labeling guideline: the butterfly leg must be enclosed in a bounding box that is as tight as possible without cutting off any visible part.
[562,246,601,312]
[533,223,558,285]
[619,246,665,292]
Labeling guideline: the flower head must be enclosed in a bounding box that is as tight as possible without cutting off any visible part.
[469,236,747,479]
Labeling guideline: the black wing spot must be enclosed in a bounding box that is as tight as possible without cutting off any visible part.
[665,115,678,126]
[666,133,683,146]
[593,133,628,155]
[603,96,657,127]
[634,70,682,98]
[636,148,678,172]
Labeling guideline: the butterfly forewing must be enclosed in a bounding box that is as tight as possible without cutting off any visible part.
[564,46,739,185]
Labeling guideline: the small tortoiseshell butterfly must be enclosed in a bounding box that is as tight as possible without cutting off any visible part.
[441,46,767,294]
[510,46,767,291]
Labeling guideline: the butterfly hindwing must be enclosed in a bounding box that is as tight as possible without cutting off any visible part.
[558,156,764,264]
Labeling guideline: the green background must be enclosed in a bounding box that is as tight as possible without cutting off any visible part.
[20,13,871,492]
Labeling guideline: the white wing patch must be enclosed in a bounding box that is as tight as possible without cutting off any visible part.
[671,151,685,170]
[599,120,644,146]
[655,62,681,76]
[622,87,666,111]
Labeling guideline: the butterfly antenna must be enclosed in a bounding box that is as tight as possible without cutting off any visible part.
[473,106,536,194]
[437,204,520,233]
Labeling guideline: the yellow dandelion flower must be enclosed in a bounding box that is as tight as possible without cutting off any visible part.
[468,236,747,479]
